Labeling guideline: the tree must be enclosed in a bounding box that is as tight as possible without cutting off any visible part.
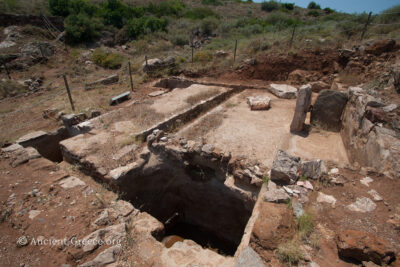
[307,1,321,9]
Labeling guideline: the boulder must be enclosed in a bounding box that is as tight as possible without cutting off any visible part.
[347,197,376,213]
[270,150,301,185]
[268,84,298,99]
[263,181,290,203]
[290,84,312,132]
[21,42,55,57]
[310,81,330,93]
[79,245,122,267]
[215,50,229,58]
[142,58,163,72]
[247,96,271,110]
[365,106,388,123]
[235,246,264,267]
[301,159,327,180]
[62,113,87,128]
[250,202,294,255]
[311,90,348,132]
[337,229,395,265]
[365,39,396,56]
[317,192,336,207]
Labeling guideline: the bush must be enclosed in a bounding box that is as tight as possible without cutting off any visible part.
[201,17,219,36]
[126,16,168,39]
[65,13,102,43]
[307,1,321,9]
[49,0,97,17]
[265,12,298,26]
[92,49,124,69]
[282,3,294,10]
[261,0,279,12]
[193,50,213,62]
[201,0,222,6]
[307,10,320,17]
[147,0,186,18]
[170,34,189,46]
[323,7,334,14]
[185,7,219,19]
[241,24,263,36]
[378,5,400,23]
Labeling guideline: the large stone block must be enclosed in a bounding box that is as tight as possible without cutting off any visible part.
[311,89,348,132]
[290,84,312,132]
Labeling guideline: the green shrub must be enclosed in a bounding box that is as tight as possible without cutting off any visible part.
[265,12,298,26]
[201,0,223,6]
[49,0,70,17]
[282,3,294,10]
[308,1,321,9]
[241,24,263,36]
[92,49,124,69]
[308,10,320,17]
[126,16,168,39]
[261,0,279,12]
[378,5,400,23]
[185,7,220,19]
[147,0,186,18]
[193,51,213,62]
[323,7,334,14]
[170,34,189,46]
[201,17,219,36]
[65,13,102,43]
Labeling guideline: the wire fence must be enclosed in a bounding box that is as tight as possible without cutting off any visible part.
[0,14,399,142]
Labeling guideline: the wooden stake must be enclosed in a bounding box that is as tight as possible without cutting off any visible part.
[1,58,11,80]
[233,40,238,63]
[128,61,134,92]
[63,74,75,111]
[145,55,148,67]
[191,45,194,64]
[361,12,372,41]
[290,24,297,48]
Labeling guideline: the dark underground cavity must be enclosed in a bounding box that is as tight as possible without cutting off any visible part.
[19,127,70,162]
[120,157,255,256]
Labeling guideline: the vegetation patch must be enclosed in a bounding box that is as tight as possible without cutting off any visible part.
[92,48,124,69]
[277,239,304,265]
[0,80,29,99]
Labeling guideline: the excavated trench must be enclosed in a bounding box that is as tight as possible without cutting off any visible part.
[118,153,256,256]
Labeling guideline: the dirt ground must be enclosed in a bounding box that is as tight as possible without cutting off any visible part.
[178,89,349,168]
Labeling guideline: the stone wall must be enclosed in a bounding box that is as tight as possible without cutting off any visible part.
[341,87,400,177]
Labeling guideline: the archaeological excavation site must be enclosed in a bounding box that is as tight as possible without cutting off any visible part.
[1,1,400,267]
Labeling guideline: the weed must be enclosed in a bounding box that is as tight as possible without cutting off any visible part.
[92,49,124,69]
[297,212,314,239]
[263,175,270,184]
[300,175,307,181]
[277,239,304,265]
[193,51,213,62]
[284,198,292,208]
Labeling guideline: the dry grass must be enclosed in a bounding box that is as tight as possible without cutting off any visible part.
[277,238,304,265]
[0,80,29,100]
[181,111,224,139]
[185,88,220,105]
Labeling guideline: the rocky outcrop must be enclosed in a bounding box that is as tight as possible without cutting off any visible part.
[250,202,295,261]
[142,56,175,73]
[341,87,400,177]
[365,39,396,56]
[290,84,312,132]
[311,89,348,132]
[270,150,301,185]
[337,230,395,265]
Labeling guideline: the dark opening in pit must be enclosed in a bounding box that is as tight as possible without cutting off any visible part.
[120,158,255,256]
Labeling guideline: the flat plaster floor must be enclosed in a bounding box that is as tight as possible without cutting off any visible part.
[178,89,349,167]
